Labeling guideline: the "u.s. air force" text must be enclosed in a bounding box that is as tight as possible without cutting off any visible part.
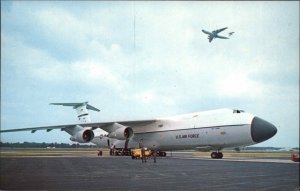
[176,134,199,139]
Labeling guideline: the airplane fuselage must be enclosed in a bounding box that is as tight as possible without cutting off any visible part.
[92,109,277,151]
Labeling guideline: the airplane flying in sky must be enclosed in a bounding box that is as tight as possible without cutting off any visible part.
[0,102,277,159]
[228,32,235,36]
[202,27,229,43]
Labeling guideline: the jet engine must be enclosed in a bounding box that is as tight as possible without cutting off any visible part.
[70,129,94,143]
[108,123,133,140]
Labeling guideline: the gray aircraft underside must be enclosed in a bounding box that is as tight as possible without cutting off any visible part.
[1,102,277,156]
[202,27,230,42]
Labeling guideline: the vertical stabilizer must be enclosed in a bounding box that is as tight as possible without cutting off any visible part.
[50,102,100,123]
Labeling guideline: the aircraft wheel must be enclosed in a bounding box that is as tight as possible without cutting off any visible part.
[211,152,223,159]
[211,152,218,159]
[217,152,223,159]
[158,151,166,157]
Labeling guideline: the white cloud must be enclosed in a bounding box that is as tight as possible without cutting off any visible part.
[216,72,263,98]
[71,60,130,91]
[134,89,156,104]
[32,59,130,92]
[133,89,176,106]
[2,34,129,94]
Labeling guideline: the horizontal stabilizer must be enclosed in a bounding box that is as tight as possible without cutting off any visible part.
[50,102,100,112]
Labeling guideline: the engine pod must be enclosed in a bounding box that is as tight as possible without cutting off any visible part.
[108,123,133,140]
[70,129,94,143]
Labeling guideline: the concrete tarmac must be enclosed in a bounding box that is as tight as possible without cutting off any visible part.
[0,155,299,191]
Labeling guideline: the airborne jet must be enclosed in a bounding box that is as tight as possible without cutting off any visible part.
[202,27,229,42]
[228,32,235,36]
[0,102,277,159]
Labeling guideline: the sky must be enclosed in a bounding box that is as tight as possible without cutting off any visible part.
[1,1,299,147]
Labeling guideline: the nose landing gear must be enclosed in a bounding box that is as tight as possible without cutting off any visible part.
[211,152,223,159]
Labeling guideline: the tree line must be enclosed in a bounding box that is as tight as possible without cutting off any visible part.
[0,142,97,148]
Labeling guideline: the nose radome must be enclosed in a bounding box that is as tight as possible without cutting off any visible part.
[251,117,277,143]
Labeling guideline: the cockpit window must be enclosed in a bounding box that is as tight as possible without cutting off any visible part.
[233,109,245,113]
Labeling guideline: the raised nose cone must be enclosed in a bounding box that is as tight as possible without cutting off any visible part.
[251,117,277,143]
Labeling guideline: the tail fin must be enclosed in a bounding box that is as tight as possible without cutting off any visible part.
[50,102,100,123]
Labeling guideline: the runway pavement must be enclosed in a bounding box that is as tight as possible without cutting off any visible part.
[0,154,299,191]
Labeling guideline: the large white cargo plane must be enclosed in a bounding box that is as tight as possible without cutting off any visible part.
[0,102,277,159]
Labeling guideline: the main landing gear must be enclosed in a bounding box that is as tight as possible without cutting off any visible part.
[211,152,223,159]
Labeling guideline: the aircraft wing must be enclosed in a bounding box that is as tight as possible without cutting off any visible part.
[0,120,157,134]
[216,35,229,39]
[79,119,157,133]
[212,27,228,34]
[0,124,75,133]
[201,29,211,35]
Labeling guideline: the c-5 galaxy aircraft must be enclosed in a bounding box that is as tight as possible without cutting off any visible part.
[0,102,277,159]
[202,27,229,42]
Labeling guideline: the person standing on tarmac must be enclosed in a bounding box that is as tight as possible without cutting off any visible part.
[139,139,146,163]
[153,146,157,163]
[141,147,146,163]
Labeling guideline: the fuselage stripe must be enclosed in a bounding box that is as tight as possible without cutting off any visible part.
[133,124,249,134]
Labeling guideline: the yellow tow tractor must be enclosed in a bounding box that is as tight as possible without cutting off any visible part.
[131,148,152,159]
